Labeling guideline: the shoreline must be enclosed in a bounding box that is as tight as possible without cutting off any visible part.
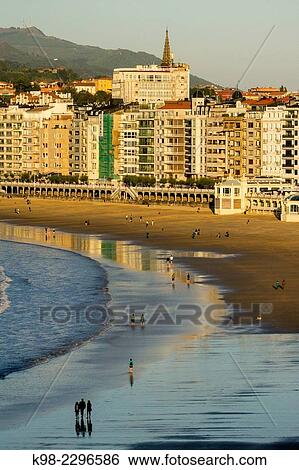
[1,197,299,332]
[0,222,226,432]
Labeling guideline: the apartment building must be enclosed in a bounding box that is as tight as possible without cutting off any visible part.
[155,101,192,180]
[244,112,262,177]
[99,113,114,179]
[69,108,102,181]
[40,113,72,175]
[261,108,284,177]
[190,98,210,178]
[115,108,140,177]
[282,106,299,185]
[0,106,23,175]
[205,106,231,179]
[0,104,73,177]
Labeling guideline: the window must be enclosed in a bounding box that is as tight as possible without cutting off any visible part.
[223,187,231,195]
[290,204,299,213]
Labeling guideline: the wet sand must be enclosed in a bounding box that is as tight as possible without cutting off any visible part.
[0,197,299,332]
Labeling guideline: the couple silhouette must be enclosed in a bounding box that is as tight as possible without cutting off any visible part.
[74,399,93,437]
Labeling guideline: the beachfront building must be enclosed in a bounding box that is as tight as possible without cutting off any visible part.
[261,107,284,177]
[115,107,140,177]
[155,101,192,180]
[40,111,73,175]
[223,113,247,177]
[0,106,23,176]
[190,98,210,178]
[99,113,115,179]
[114,99,206,182]
[69,108,102,182]
[0,103,73,177]
[214,177,296,216]
[281,194,299,222]
[282,106,299,185]
[112,30,190,105]
[205,101,248,179]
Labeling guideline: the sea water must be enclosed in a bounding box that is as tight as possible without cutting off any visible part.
[0,240,109,378]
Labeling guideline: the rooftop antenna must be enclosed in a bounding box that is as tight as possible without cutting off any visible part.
[236,25,276,90]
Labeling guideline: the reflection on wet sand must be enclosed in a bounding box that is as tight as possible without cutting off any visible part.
[0,222,229,304]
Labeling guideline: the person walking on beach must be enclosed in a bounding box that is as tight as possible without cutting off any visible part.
[74,401,79,418]
[146,220,149,228]
[146,232,149,239]
[130,312,136,327]
[186,273,191,286]
[169,254,174,264]
[79,398,86,418]
[171,272,176,287]
[129,358,134,372]
[87,400,92,419]
[140,313,145,327]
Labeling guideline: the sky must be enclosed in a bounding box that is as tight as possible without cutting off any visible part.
[1,0,299,90]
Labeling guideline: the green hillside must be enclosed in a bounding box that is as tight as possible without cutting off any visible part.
[0,26,215,87]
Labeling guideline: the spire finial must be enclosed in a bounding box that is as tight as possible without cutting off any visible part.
[161,28,172,67]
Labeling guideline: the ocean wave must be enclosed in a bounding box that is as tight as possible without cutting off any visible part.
[0,266,12,315]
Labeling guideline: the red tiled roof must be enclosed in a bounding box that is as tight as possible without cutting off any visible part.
[159,101,191,110]
[244,98,276,106]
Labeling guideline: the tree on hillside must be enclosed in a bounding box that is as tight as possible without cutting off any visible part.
[74,90,94,106]
[14,77,33,93]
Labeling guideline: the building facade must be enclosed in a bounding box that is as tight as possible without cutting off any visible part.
[112,31,190,105]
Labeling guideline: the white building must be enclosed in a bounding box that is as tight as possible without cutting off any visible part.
[112,30,190,105]
[281,194,299,222]
[261,107,284,177]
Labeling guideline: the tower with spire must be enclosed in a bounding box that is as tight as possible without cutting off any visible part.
[161,29,173,68]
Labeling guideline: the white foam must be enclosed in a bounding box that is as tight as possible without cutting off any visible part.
[0,266,12,315]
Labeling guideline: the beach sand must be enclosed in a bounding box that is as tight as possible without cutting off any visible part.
[1,201,299,449]
[0,197,299,332]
